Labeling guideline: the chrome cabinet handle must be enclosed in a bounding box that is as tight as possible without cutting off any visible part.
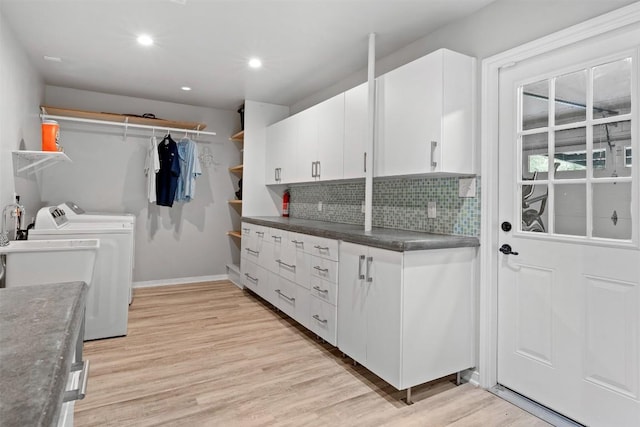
[430,141,438,168]
[316,161,321,179]
[276,259,296,270]
[275,289,295,303]
[242,227,250,233]
[245,248,259,255]
[63,360,90,402]
[272,235,282,241]
[291,240,304,248]
[255,231,264,236]
[244,273,258,282]
[314,245,329,251]
[312,285,329,294]
[313,266,329,273]
[366,256,373,282]
[364,152,367,173]
[358,255,365,280]
[274,168,279,182]
[312,314,328,324]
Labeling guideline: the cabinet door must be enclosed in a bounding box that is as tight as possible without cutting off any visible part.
[365,246,403,389]
[344,83,367,179]
[375,51,443,177]
[295,108,318,183]
[316,93,345,181]
[266,116,298,184]
[337,242,367,362]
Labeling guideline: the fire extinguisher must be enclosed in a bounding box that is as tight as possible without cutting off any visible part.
[282,189,290,217]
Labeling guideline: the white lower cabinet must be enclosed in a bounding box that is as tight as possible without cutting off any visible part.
[338,241,475,391]
[309,295,337,345]
[271,272,310,329]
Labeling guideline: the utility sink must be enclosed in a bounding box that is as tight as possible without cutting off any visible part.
[0,239,99,288]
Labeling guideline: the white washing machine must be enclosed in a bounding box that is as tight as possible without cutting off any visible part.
[56,201,136,303]
[30,206,134,340]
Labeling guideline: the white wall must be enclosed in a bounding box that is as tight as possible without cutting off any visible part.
[42,86,240,284]
[0,8,45,228]
[242,100,289,217]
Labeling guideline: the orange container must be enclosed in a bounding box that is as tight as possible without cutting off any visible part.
[41,120,60,151]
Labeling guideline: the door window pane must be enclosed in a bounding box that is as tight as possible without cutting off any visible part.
[554,184,586,236]
[593,120,632,178]
[523,133,549,179]
[555,70,587,125]
[592,182,632,240]
[522,183,548,233]
[522,80,549,130]
[593,58,631,118]
[554,127,586,179]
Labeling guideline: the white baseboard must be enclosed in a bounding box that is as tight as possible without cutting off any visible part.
[133,274,229,289]
[464,369,480,387]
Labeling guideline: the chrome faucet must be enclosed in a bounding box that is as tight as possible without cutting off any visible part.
[1,203,25,247]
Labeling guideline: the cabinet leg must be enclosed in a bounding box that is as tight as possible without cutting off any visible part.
[403,387,414,405]
[456,372,461,386]
[352,359,357,367]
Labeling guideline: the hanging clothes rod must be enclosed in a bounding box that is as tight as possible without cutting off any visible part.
[40,113,217,137]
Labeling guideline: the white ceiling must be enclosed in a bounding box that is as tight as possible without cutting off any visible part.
[1,0,495,111]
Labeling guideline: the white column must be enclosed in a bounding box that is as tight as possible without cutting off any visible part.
[364,33,375,231]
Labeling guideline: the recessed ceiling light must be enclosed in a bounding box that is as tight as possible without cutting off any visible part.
[43,55,62,62]
[137,34,154,46]
[181,86,192,91]
[248,58,262,69]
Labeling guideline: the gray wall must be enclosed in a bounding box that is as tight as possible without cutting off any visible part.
[42,86,241,284]
[0,8,45,228]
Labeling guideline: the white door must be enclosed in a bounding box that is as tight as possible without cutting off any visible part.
[338,242,367,362]
[344,83,367,179]
[498,27,640,426]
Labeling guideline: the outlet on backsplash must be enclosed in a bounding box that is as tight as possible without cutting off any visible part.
[427,201,437,219]
[317,201,323,212]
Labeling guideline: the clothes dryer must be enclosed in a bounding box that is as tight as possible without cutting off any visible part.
[56,201,136,303]
[30,207,134,340]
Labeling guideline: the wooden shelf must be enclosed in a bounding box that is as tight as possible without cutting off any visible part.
[229,164,243,175]
[228,200,243,205]
[230,130,244,142]
[227,230,242,239]
[12,150,71,175]
[41,105,208,131]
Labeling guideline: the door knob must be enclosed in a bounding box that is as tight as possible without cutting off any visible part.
[499,244,519,255]
[501,221,512,232]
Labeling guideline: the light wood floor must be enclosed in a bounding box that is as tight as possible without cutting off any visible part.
[76,281,550,427]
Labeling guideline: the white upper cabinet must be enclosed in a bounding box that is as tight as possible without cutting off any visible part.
[295,107,318,182]
[265,115,297,185]
[316,93,345,181]
[375,48,475,177]
[343,83,368,179]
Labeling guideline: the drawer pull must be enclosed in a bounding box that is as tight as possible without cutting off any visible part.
[366,256,373,283]
[313,245,329,251]
[291,240,304,247]
[313,266,330,273]
[244,273,258,283]
[312,285,329,294]
[245,248,259,255]
[276,259,296,270]
[63,360,90,402]
[275,289,295,303]
[358,255,365,280]
[312,314,328,324]
[242,227,250,233]
[255,231,264,236]
[431,140,438,168]
[272,235,282,241]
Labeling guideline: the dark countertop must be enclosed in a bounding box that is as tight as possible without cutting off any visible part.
[242,217,479,251]
[0,282,88,427]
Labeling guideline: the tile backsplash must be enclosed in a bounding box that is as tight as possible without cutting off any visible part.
[289,176,480,237]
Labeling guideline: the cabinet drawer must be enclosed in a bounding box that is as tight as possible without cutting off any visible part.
[309,296,337,346]
[242,240,272,268]
[311,256,338,284]
[267,227,287,245]
[310,276,337,306]
[309,236,339,261]
[241,258,270,298]
[272,276,310,328]
[289,232,312,253]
